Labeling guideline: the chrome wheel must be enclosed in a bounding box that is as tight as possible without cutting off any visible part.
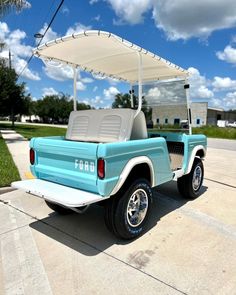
[126,189,148,227]
[192,165,202,191]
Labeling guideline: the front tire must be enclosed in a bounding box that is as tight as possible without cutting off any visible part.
[177,158,204,199]
[105,178,153,240]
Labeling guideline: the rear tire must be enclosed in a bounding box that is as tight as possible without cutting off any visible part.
[104,178,152,240]
[177,158,204,199]
[104,197,119,236]
[45,200,72,215]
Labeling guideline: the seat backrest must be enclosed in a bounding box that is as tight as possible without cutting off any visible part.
[66,109,136,143]
[130,111,148,140]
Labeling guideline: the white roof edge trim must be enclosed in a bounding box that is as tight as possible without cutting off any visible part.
[33,30,188,83]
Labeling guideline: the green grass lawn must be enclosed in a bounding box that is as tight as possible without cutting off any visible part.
[0,134,20,187]
[192,126,236,139]
[150,125,236,139]
[0,123,66,140]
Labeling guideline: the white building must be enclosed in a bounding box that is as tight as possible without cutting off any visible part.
[152,102,207,127]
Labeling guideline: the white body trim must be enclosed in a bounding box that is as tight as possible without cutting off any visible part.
[186,145,206,174]
[12,179,109,207]
[173,169,184,180]
[110,156,155,196]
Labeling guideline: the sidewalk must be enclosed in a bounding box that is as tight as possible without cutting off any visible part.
[1,130,30,180]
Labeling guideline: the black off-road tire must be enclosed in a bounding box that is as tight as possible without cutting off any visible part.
[105,178,153,240]
[104,196,120,236]
[45,200,72,215]
[177,158,204,199]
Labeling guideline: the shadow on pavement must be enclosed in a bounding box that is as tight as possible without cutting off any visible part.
[29,181,208,256]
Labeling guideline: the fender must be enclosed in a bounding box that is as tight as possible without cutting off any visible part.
[186,145,206,174]
[110,156,155,196]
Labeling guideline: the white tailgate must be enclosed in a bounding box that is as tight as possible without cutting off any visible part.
[12,179,109,207]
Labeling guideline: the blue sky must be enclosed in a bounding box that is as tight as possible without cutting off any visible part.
[1,0,236,109]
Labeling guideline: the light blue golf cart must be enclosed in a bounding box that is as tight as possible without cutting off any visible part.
[12,31,207,239]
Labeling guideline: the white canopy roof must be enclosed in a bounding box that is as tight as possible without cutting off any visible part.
[33,30,188,83]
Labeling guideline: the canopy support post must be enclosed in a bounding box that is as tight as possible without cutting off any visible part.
[135,52,143,118]
[185,78,192,135]
[129,84,134,108]
[73,66,77,111]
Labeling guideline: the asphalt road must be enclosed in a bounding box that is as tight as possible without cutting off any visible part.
[207,138,236,151]
[0,143,236,294]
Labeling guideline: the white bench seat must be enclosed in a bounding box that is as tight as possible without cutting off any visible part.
[66,109,147,143]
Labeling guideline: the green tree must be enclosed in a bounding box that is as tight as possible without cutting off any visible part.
[34,94,91,123]
[112,93,152,119]
[0,59,30,126]
[0,0,30,16]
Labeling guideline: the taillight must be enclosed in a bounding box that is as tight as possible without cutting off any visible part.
[97,158,105,179]
[30,148,35,165]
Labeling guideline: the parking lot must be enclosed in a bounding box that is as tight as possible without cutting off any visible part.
[0,140,236,295]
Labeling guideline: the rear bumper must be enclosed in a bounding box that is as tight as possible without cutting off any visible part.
[12,179,109,207]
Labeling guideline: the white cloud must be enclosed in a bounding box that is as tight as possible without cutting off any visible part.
[212,77,236,91]
[0,21,40,80]
[146,86,161,98]
[0,22,9,39]
[93,86,98,92]
[62,6,69,15]
[224,92,236,109]
[44,64,74,81]
[216,45,236,64]
[81,77,94,83]
[92,96,104,104]
[153,0,236,40]
[197,85,214,99]
[76,81,86,91]
[211,92,236,110]
[93,15,101,22]
[0,50,40,80]
[103,86,120,99]
[42,87,58,97]
[44,63,94,90]
[103,0,236,40]
[7,29,32,57]
[188,67,213,99]
[82,95,105,108]
[14,57,40,80]
[66,23,92,35]
[89,0,99,4]
[107,0,152,24]
[38,23,59,44]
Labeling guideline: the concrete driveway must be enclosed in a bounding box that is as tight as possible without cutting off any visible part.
[0,144,236,294]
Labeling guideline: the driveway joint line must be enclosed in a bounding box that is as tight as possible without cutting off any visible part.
[205,178,236,189]
[0,223,30,237]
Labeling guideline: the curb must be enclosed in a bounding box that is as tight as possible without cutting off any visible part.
[0,187,16,195]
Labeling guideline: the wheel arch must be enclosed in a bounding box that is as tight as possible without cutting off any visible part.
[110,156,155,196]
[186,145,206,174]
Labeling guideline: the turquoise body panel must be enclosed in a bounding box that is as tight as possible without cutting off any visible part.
[30,136,99,194]
[148,131,207,173]
[30,132,206,197]
[97,137,172,196]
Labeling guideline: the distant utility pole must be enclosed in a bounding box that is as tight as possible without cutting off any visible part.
[9,50,12,69]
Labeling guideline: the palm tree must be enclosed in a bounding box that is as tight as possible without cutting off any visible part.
[0,0,30,17]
